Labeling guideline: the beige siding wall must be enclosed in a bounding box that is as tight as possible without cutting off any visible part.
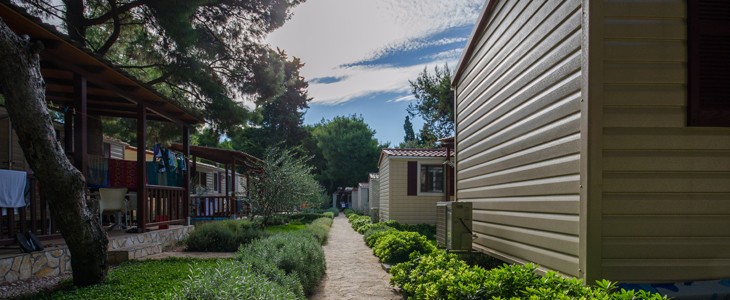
[123,148,154,162]
[600,0,730,282]
[454,0,582,277]
[385,158,445,225]
[369,178,380,210]
[379,158,391,221]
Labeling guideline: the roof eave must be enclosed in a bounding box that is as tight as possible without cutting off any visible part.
[452,0,500,87]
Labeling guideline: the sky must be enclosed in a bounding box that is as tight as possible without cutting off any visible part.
[265,0,485,146]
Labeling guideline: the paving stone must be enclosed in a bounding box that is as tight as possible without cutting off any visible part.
[310,215,402,300]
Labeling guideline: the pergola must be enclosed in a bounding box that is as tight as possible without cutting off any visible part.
[168,144,262,218]
[0,3,204,234]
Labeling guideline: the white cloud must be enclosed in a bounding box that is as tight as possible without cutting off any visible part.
[387,95,416,103]
[266,0,483,105]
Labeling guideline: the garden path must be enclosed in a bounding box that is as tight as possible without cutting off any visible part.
[310,214,403,300]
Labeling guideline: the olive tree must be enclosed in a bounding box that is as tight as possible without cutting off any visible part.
[243,146,323,227]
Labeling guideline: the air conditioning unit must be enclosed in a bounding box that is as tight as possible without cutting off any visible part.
[436,201,473,251]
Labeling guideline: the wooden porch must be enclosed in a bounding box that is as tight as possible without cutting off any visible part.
[0,3,204,243]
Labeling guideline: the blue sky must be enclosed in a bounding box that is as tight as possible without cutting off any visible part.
[265,0,485,145]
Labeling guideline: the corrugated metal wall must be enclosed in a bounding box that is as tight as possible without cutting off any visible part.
[454,0,582,276]
[110,144,124,160]
[600,0,730,282]
[379,158,390,221]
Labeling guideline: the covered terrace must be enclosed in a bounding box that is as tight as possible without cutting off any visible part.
[0,2,204,246]
[169,144,262,220]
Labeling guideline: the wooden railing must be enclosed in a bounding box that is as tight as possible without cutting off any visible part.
[190,196,237,219]
[144,185,186,227]
[0,175,61,246]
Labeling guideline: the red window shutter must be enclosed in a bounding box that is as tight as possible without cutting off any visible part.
[688,0,730,126]
[407,161,417,195]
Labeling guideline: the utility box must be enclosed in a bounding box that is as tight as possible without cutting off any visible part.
[436,202,473,251]
[370,207,379,223]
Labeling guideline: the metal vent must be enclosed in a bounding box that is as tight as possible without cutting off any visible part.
[436,203,447,247]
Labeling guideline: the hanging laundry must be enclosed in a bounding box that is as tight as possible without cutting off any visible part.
[87,155,109,188]
[147,162,159,185]
[0,169,27,208]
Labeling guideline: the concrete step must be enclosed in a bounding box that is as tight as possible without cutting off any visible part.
[108,243,162,264]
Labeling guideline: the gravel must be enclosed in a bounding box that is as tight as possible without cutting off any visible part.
[0,271,72,299]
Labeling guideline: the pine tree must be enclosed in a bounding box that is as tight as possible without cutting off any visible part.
[403,116,416,143]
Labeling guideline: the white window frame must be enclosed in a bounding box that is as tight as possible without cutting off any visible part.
[416,161,445,196]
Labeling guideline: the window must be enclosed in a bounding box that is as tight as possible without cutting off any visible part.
[687,0,730,126]
[420,165,444,193]
[200,172,207,188]
[213,173,219,192]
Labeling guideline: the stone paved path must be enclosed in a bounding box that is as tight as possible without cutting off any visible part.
[310,214,403,300]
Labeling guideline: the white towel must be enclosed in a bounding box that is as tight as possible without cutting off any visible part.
[0,169,27,208]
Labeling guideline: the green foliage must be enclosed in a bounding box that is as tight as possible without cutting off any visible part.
[403,115,416,143]
[363,225,397,245]
[372,231,436,264]
[455,252,504,270]
[343,209,357,218]
[169,260,299,300]
[349,215,372,232]
[265,224,305,234]
[288,213,333,223]
[302,217,334,245]
[245,147,326,227]
[322,211,335,219]
[311,115,383,188]
[185,220,267,252]
[408,64,455,143]
[25,258,220,299]
[390,251,669,300]
[236,231,326,297]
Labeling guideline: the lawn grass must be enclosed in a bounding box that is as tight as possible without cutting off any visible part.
[265,224,305,234]
[24,257,224,300]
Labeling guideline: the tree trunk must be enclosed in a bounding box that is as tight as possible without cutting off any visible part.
[0,18,109,286]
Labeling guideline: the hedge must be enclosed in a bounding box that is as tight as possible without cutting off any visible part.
[185,219,268,252]
[371,231,436,264]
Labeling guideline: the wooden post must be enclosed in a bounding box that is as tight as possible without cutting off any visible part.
[182,126,190,223]
[73,74,87,178]
[136,104,147,232]
[231,159,236,214]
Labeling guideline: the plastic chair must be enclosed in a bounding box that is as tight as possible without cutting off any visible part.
[99,187,128,231]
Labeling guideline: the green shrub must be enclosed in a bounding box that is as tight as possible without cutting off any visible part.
[343,209,356,218]
[390,251,668,300]
[265,224,305,234]
[363,225,394,243]
[324,207,339,217]
[372,231,436,264]
[169,260,300,300]
[236,231,326,296]
[455,252,504,270]
[322,211,335,219]
[185,220,268,252]
[365,227,400,247]
[400,223,437,240]
[302,217,333,245]
[350,216,371,232]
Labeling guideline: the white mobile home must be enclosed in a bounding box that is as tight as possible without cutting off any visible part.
[453,0,730,284]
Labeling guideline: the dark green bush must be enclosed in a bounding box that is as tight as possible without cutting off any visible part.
[236,231,326,296]
[455,252,504,270]
[363,225,395,244]
[400,223,437,240]
[170,260,300,300]
[390,251,668,300]
[350,215,371,232]
[302,217,333,245]
[185,220,268,252]
[322,211,335,219]
[324,207,339,217]
[372,231,436,264]
[343,209,356,218]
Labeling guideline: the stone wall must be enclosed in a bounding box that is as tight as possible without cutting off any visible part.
[0,225,193,284]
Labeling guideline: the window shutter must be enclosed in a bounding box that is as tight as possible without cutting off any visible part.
[688,0,730,126]
[449,165,455,196]
[407,161,417,195]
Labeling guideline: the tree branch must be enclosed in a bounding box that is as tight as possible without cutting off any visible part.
[117,63,167,69]
[148,72,174,85]
[95,0,121,56]
[84,0,149,27]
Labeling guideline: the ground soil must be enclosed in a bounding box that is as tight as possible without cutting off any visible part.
[310,214,403,300]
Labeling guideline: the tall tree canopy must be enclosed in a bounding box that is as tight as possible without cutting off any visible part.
[403,115,415,143]
[16,0,304,133]
[407,64,455,143]
[311,115,384,189]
